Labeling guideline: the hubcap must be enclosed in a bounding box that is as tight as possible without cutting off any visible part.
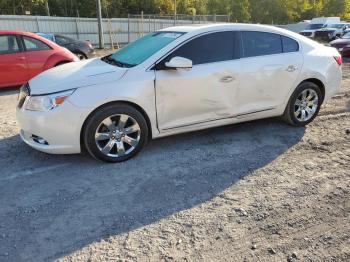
[95,114,141,157]
[294,89,319,122]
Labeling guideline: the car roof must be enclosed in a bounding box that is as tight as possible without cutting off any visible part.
[160,23,289,32]
[160,23,296,36]
[0,30,61,49]
[0,30,39,37]
[160,23,317,46]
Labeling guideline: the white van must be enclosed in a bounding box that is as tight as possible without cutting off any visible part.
[300,17,340,38]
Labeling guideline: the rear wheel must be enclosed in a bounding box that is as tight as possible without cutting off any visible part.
[74,52,87,60]
[55,61,68,67]
[283,82,323,126]
[83,104,148,162]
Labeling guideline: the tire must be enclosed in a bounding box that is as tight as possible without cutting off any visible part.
[283,82,323,127]
[74,52,87,60]
[55,61,68,67]
[83,103,149,163]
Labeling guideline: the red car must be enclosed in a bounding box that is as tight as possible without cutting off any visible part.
[0,30,79,88]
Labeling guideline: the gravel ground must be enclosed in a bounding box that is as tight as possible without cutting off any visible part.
[0,63,349,262]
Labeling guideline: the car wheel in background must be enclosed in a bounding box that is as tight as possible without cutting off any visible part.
[74,52,87,60]
[83,103,148,162]
[283,82,323,127]
[55,61,69,67]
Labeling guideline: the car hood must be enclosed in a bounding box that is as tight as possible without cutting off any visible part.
[29,58,128,95]
[330,38,350,45]
[301,29,314,33]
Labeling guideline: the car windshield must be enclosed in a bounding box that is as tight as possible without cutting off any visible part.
[306,24,324,30]
[342,32,350,39]
[36,33,55,42]
[328,24,345,29]
[107,31,184,67]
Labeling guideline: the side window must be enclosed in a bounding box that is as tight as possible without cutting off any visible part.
[164,31,238,66]
[23,36,51,51]
[0,35,20,54]
[282,36,299,53]
[242,31,282,58]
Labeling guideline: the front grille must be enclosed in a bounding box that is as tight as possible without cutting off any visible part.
[314,30,334,41]
[300,32,312,37]
[17,83,30,109]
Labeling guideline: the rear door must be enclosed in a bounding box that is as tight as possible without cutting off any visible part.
[0,34,28,88]
[237,31,303,115]
[155,31,241,130]
[21,35,54,79]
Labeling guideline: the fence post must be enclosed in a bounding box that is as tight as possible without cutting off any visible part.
[127,14,130,43]
[149,15,151,33]
[154,15,156,31]
[96,0,104,49]
[141,11,144,36]
[108,18,114,50]
[174,0,177,26]
[36,17,40,32]
[75,18,79,40]
[214,14,216,23]
[137,15,140,37]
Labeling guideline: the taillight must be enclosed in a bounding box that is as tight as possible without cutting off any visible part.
[86,41,93,49]
[334,56,342,66]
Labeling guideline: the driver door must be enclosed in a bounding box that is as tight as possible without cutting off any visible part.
[154,31,241,131]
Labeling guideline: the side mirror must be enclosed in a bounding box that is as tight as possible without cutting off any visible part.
[165,56,193,69]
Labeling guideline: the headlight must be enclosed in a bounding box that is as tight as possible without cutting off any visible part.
[18,83,30,109]
[25,89,75,112]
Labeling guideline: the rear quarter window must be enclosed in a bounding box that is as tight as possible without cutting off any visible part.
[282,36,299,53]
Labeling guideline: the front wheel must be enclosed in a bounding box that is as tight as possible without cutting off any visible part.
[283,82,323,126]
[83,104,149,162]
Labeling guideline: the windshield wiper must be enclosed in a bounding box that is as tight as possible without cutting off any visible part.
[101,55,135,68]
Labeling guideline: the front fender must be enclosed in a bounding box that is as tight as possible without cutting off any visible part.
[67,75,159,138]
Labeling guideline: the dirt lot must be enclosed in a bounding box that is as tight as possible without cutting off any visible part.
[0,64,349,262]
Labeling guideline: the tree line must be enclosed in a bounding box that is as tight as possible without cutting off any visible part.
[1,0,350,24]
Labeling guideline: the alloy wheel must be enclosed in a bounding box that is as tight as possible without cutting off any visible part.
[294,88,319,122]
[94,114,141,158]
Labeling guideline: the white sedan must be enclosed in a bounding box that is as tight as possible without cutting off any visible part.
[16,24,342,162]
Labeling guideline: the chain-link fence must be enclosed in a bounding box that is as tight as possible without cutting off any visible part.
[0,14,229,47]
[128,14,229,24]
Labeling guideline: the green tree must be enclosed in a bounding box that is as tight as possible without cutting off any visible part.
[324,0,350,19]
[231,0,250,22]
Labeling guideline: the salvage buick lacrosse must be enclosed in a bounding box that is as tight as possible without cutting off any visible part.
[17,24,342,162]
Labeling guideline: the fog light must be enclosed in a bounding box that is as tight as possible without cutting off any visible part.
[31,135,49,145]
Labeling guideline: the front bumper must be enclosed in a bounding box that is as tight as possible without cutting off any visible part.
[16,100,89,154]
[86,48,95,58]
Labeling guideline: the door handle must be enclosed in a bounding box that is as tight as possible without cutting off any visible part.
[286,65,298,72]
[17,57,26,61]
[220,76,235,83]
